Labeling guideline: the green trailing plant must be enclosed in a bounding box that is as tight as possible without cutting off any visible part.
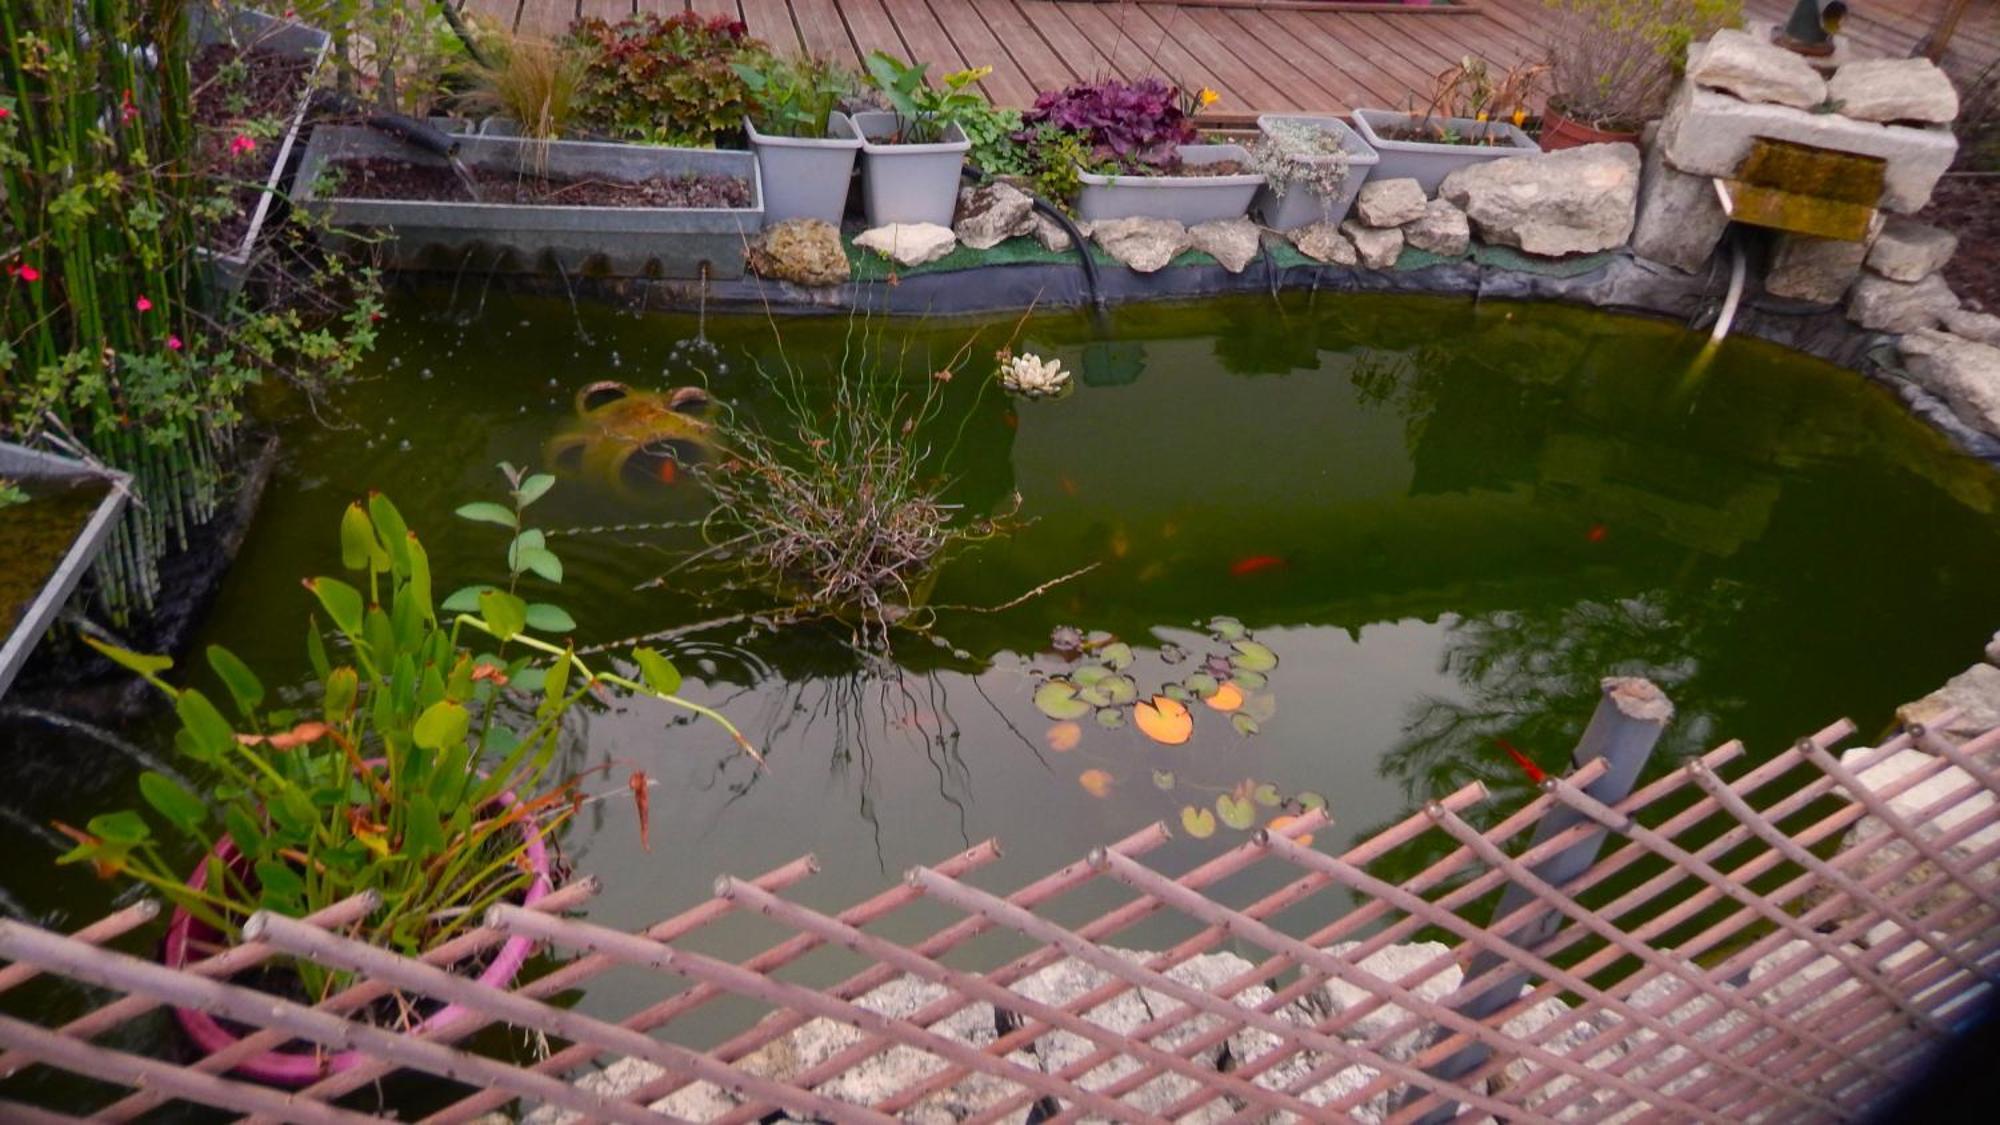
[62,471,751,995]
[958,102,1029,176]
[1024,125,1092,211]
[1542,0,1739,131]
[569,12,762,147]
[862,53,991,145]
[734,52,857,138]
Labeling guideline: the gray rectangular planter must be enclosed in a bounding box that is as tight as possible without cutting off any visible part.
[747,113,862,226]
[0,442,130,701]
[851,112,969,228]
[1253,114,1381,231]
[294,126,764,279]
[192,7,331,298]
[1351,109,1538,196]
[1073,144,1262,225]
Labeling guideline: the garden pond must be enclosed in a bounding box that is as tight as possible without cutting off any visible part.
[5,290,2000,1052]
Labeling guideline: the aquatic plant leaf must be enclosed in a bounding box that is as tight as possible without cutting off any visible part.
[368,493,412,571]
[1078,685,1112,708]
[1162,683,1193,702]
[1210,616,1246,641]
[175,690,235,762]
[1078,769,1115,798]
[1034,681,1093,720]
[1253,783,1282,807]
[442,585,498,614]
[305,577,365,636]
[1232,670,1269,691]
[478,589,528,641]
[1100,642,1134,671]
[455,501,517,529]
[1096,707,1126,729]
[1268,814,1315,847]
[138,772,207,834]
[1153,769,1176,790]
[83,637,173,683]
[1181,805,1217,838]
[340,502,387,570]
[518,546,565,584]
[516,473,557,507]
[634,648,682,695]
[1135,696,1193,745]
[413,701,470,750]
[1216,793,1256,831]
[1230,640,1278,672]
[205,645,265,717]
[1183,672,1219,699]
[1203,682,1244,713]
[1160,642,1188,665]
[1297,791,1327,813]
[1085,630,1114,647]
[1072,664,1113,687]
[1243,691,1278,722]
[1231,713,1261,737]
[525,604,578,633]
[1046,721,1083,752]
[1102,674,1139,705]
[254,858,307,906]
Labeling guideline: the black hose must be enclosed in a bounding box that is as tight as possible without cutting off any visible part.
[959,165,1104,312]
[363,113,461,160]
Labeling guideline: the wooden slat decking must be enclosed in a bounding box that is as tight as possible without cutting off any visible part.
[482,0,1999,113]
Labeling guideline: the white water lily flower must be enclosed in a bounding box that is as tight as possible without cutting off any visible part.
[1000,352,1071,398]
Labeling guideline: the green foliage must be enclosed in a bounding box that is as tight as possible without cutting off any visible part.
[569,12,762,147]
[0,478,26,509]
[1543,0,1741,129]
[734,52,859,139]
[862,53,991,145]
[957,103,1028,176]
[1024,126,1092,211]
[291,0,459,113]
[63,470,753,988]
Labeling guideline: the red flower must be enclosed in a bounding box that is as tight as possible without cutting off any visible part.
[134,295,152,312]
[16,264,39,282]
[0,106,11,120]
[166,335,183,351]
[230,134,256,157]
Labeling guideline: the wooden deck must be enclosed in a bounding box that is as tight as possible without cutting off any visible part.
[484,0,1999,113]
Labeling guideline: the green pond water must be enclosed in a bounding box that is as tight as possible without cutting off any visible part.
[4,289,2000,1071]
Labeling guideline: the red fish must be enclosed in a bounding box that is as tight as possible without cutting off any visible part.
[1230,554,1286,578]
[656,459,678,485]
[630,771,652,853]
[1496,738,1548,785]
[1586,523,1608,543]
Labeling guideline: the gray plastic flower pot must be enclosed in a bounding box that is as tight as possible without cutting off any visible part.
[746,112,863,226]
[0,441,130,701]
[1252,114,1381,231]
[851,112,970,228]
[1351,109,1538,196]
[1073,144,1263,225]
[191,7,331,299]
[294,126,764,279]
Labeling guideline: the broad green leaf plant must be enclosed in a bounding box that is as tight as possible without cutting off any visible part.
[62,465,751,993]
[862,52,992,144]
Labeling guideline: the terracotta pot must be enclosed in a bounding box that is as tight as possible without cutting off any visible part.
[161,780,552,1087]
[1539,104,1642,151]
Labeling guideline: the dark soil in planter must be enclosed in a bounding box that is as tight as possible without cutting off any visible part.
[1123,160,1249,177]
[1374,123,1515,147]
[193,43,315,251]
[1921,176,1999,313]
[330,158,754,208]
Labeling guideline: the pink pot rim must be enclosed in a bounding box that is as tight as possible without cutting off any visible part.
[161,778,552,1087]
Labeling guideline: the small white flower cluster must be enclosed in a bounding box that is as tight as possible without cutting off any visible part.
[1000,351,1071,398]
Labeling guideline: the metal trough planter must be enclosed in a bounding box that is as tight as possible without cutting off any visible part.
[192,6,332,298]
[0,442,130,700]
[293,126,764,279]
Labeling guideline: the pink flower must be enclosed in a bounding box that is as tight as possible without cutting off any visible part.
[230,134,256,157]
[167,335,183,351]
[15,264,39,282]
[120,88,137,125]
[135,295,152,312]
[0,107,11,120]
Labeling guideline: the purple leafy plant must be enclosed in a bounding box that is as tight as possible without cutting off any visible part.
[1020,78,1197,172]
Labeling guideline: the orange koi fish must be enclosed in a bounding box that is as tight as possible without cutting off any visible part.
[1229,554,1286,578]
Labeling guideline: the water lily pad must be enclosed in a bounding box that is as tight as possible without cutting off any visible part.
[1230,640,1278,673]
[1152,769,1176,790]
[1204,655,1234,678]
[1046,722,1082,752]
[1099,642,1134,671]
[1078,685,1113,708]
[1034,681,1092,720]
[1160,643,1188,665]
[1210,616,1247,641]
[1181,806,1217,838]
[1297,791,1327,813]
[1183,672,1219,699]
[1203,682,1244,713]
[1231,670,1269,691]
[1095,707,1126,730]
[1078,769,1114,798]
[1242,691,1278,722]
[1101,674,1139,705]
[1072,664,1113,687]
[1252,783,1281,807]
[1161,683,1193,702]
[1135,696,1194,745]
[1085,630,1115,648]
[1231,713,1261,737]
[1216,793,1256,831]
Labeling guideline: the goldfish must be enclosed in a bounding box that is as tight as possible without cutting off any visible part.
[1587,523,1608,543]
[1230,554,1286,578]
[1496,738,1547,785]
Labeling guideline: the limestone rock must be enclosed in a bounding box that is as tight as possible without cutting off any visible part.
[1438,143,1640,257]
[1848,272,1959,333]
[853,222,957,267]
[1355,177,1427,228]
[1987,630,2000,667]
[1828,57,1960,125]
[1299,941,1460,1057]
[1188,217,1262,274]
[1899,660,2000,742]
[1835,741,2000,922]
[523,1055,737,1124]
[1687,28,1828,109]
[1632,137,1729,273]
[1657,81,1957,213]
[1766,227,1875,305]
[1032,211,1074,252]
[952,181,1036,251]
[1092,217,1190,273]
[1898,329,2000,438]
[1942,307,2000,346]
[1339,218,1404,269]
[746,218,850,287]
[1291,221,1358,266]
[1402,198,1470,257]
[1866,216,1957,283]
